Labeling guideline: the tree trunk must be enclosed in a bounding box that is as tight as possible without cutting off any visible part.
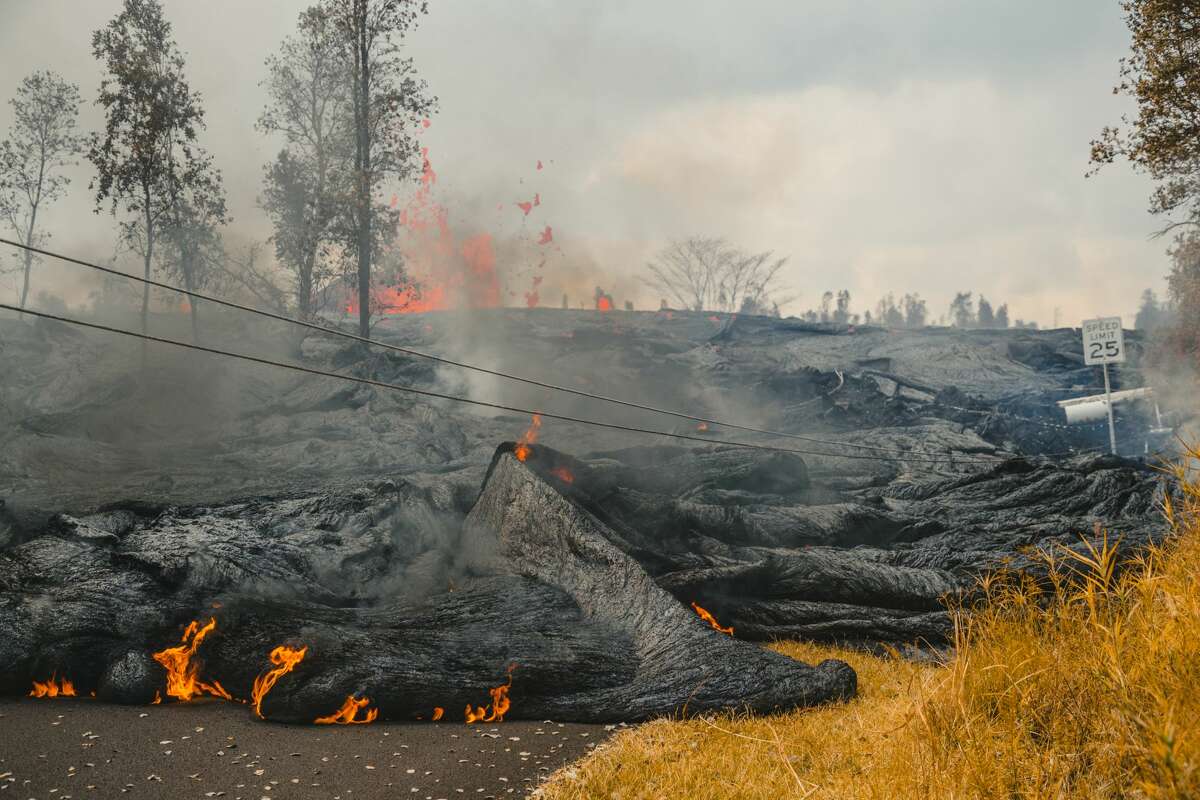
[19,249,33,310]
[141,207,153,369]
[182,254,200,345]
[355,0,372,341]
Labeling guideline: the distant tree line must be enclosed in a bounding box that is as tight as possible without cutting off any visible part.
[792,289,1035,329]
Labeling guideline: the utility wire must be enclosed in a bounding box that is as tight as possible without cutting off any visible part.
[1,302,1013,466]
[1,237,1009,460]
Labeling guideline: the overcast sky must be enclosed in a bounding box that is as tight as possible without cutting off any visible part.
[0,0,1169,326]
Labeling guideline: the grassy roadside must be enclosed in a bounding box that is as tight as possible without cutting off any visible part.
[539,452,1199,799]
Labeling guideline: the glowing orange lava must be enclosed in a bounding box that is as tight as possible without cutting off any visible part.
[691,602,734,636]
[596,296,613,312]
[348,144,501,315]
[514,414,542,462]
[465,665,516,724]
[432,706,444,721]
[251,644,308,719]
[152,618,232,702]
[549,466,574,483]
[314,695,379,725]
[30,674,76,698]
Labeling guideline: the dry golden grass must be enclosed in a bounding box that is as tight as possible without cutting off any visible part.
[539,450,1200,800]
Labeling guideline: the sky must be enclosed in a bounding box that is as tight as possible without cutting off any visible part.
[0,0,1172,326]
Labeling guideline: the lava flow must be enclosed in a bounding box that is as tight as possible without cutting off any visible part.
[465,665,516,724]
[251,644,307,719]
[314,695,379,725]
[350,144,501,315]
[691,602,735,636]
[30,674,76,698]
[549,465,574,483]
[432,706,444,721]
[514,414,542,462]
[152,618,232,702]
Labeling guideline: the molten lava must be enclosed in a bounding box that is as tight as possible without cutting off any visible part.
[596,296,613,312]
[691,602,735,636]
[348,143,501,315]
[465,665,516,724]
[251,644,307,719]
[432,706,445,721]
[549,466,574,483]
[314,695,379,725]
[514,414,542,462]
[30,674,76,698]
[152,618,233,702]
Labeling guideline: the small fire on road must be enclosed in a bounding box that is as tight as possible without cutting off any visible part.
[152,618,232,702]
[30,674,76,698]
[465,665,517,724]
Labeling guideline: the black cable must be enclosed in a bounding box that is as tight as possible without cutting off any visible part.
[0,237,1000,460]
[1,302,1011,465]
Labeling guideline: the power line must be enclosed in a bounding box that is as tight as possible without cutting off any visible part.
[1,302,1012,466]
[0,237,1004,460]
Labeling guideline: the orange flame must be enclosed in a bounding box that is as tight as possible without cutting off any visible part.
[514,414,542,462]
[314,695,379,725]
[152,618,232,702]
[597,296,613,312]
[251,644,307,719]
[549,466,574,483]
[30,673,76,698]
[691,602,734,636]
[464,665,516,724]
[432,706,444,721]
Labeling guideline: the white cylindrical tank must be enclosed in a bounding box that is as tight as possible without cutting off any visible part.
[1063,399,1110,424]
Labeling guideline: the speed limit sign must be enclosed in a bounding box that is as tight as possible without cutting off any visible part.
[1081,317,1125,365]
[1080,316,1124,455]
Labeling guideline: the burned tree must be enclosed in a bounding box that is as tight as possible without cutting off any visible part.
[0,71,84,310]
[326,0,437,339]
[645,236,789,314]
[89,0,222,350]
[258,5,354,323]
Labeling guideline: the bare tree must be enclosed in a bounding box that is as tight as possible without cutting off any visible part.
[0,71,84,309]
[949,291,975,328]
[644,237,790,314]
[644,236,728,311]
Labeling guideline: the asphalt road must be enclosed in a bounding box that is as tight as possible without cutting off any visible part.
[0,699,616,799]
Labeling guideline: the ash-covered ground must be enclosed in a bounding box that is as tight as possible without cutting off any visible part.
[0,306,1184,725]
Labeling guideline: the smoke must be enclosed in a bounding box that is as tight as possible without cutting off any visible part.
[0,0,1175,329]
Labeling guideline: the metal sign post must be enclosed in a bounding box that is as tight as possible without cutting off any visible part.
[1080,317,1125,455]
